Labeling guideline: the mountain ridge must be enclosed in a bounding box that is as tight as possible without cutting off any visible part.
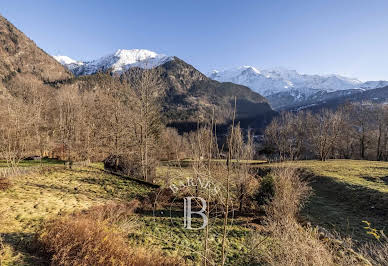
[54,49,174,76]
[61,56,277,132]
[54,49,277,131]
[208,66,388,109]
[286,85,388,112]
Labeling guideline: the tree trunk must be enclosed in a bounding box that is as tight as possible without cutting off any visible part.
[377,125,382,160]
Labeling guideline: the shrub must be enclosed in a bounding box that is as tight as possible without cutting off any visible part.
[264,168,311,223]
[103,154,156,181]
[38,202,184,266]
[254,175,275,206]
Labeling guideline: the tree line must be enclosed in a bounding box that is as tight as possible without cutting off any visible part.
[0,69,192,182]
[2,67,388,182]
[264,102,388,161]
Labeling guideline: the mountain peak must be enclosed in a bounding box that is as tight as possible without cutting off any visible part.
[113,49,158,58]
[241,66,261,75]
[53,55,78,65]
[53,55,84,71]
[54,49,174,76]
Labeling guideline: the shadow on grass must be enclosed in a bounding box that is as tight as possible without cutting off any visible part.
[1,232,48,265]
[301,174,388,244]
[381,176,388,186]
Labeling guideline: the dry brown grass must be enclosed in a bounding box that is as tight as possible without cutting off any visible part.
[264,167,312,224]
[360,238,388,266]
[75,200,141,224]
[38,201,184,266]
[260,168,335,265]
[0,177,11,190]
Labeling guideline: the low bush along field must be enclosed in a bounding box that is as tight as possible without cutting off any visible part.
[264,160,388,244]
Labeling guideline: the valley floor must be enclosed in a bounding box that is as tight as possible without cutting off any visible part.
[0,159,387,264]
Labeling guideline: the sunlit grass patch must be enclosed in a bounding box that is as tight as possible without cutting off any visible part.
[267,160,388,193]
[130,215,251,265]
[0,165,152,264]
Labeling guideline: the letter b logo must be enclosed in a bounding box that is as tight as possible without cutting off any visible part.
[183,197,208,230]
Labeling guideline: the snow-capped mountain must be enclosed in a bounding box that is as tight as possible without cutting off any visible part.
[53,55,84,71]
[208,66,388,109]
[54,49,174,76]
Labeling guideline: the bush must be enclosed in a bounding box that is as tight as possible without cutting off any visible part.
[264,168,311,223]
[38,202,183,266]
[254,175,275,206]
[76,200,141,225]
[103,154,156,181]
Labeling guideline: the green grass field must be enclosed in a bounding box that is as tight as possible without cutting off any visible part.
[129,216,252,264]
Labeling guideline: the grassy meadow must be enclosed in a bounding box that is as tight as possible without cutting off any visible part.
[0,163,152,264]
[0,159,387,264]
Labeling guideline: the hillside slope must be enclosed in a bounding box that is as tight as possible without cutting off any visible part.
[261,160,388,243]
[65,58,276,132]
[1,15,275,132]
[153,58,276,130]
[0,16,71,96]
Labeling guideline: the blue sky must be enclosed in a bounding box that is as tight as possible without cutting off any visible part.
[1,0,388,81]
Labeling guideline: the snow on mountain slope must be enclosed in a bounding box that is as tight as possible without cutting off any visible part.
[207,66,375,97]
[53,55,84,71]
[54,49,174,76]
[53,55,79,65]
[361,80,388,89]
[208,66,388,109]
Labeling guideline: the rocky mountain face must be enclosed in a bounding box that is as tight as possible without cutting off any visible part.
[208,66,388,110]
[0,16,71,97]
[154,58,276,131]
